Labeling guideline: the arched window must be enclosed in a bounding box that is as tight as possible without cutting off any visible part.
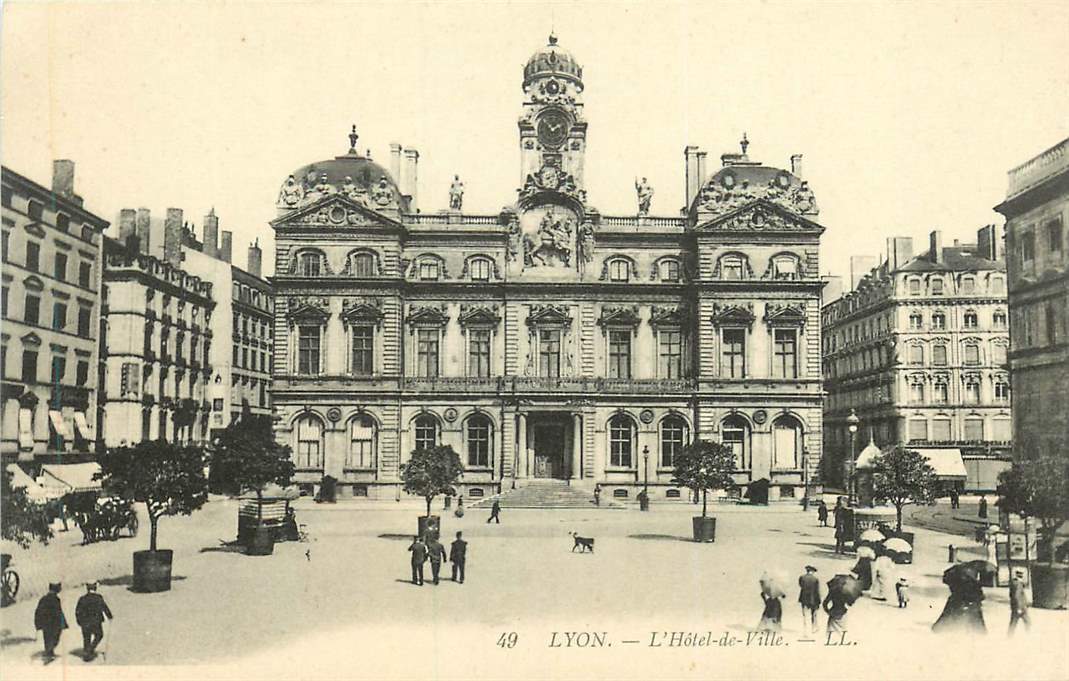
[908,345,924,366]
[930,277,944,295]
[993,310,1007,328]
[295,250,325,277]
[719,254,748,280]
[772,415,803,470]
[659,258,681,282]
[990,276,1005,295]
[908,278,921,296]
[659,416,688,468]
[469,257,492,282]
[414,414,438,451]
[347,415,377,468]
[932,312,946,330]
[770,254,800,280]
[351,251,376,278]
[961,275,976,294]
[608,414,635,468]
[963,311,979,329]
[608,258,631,282]
[294,415,323,468]
[466,414,493,467]
[964,416,984,440]
[963,342,980,366]
[994,380,1010,403]
[722,415,750,469]
[908,312,923,330]
[932,343,948,366]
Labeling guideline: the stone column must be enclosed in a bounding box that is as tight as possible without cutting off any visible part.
[571,413,582,480]
[517,413,528,479]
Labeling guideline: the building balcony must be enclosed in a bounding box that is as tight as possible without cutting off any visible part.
[402,377,502,393]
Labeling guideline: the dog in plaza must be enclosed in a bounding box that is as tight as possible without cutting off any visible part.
[570,532,595,553]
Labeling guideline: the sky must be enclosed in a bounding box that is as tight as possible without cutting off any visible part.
[3,1,1067,280]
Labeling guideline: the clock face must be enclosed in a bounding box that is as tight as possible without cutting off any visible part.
[537,110,570,148]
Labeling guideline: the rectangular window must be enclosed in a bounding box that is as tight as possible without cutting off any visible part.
[965,382,981,404]
[931,279,944,295]
[77,307,91,336]
[908,279,921,295]
[964,418,984,440]
[351,326,374,376]
[1,231,8,260]
[772,329,797,378]
[932,419,952,441]
[934,382,948,403]
[468,328,491,378]
[297,325,321,375]
[908,419,928,442]
[1022,230,1035,263]
[720,329,745,378]
[26,241,40,271]
[538,329,561,378]
[1048,218,1063,253]
[417,328,439,377]
[56,213,69,232]
[79,261,92,288]
[658,329,683,379]
[608,329,631,379]
[52,302,67,330]
[27,200,43,220]
[419,261,439,281]
[932,345,948,366]
[1,185,11,208]
[348,419,375,468]
[908,345,923,366]
[1,286,7,317]
[963,344,980,366]
[22,349,38,383]
[909,383,924,404]
[1046,304,1057,346]
[76,360,89,385]
[54,252,67,281]
[50,356,66,384]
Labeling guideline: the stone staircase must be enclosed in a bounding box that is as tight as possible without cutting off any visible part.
[471,480,623,509]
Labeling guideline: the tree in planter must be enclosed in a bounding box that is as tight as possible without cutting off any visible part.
[1,469,53,549]
[870,445,938,533]
[671,440,737,518]
[96,440,209,553]
[401,445,464,518]
[208,413,295,525]
[997,449,1069,565]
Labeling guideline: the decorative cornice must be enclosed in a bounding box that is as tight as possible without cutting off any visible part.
[458,304,502,327]
[340,297,385,327]
[597,305,641,329]
[285,296,330,324]
[695,201,823,234]
[764,302,807,327]
[526,304,572,327]
[406,304,450,327]
[710,302,755,329]
[649,305,689,327]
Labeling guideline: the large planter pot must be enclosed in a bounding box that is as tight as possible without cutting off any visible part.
[132,549,173,593]
[1031,564,1069,610]
[692,516,716,543]
[418,515,441,542]
[247,525,275,556]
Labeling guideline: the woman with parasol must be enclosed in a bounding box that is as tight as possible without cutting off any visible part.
[852,545,876,591]
[757,572,786,632]
[823,573,861,632]
[871,543,896,600]
[932,562,988,634]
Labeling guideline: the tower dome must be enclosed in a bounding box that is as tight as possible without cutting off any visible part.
[523,33,583,90]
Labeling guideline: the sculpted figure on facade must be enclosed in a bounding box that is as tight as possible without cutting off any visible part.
[371,177,394,208]
[449,175,465,211]
[792,180,817,214]
[304,172,335,205]
[635,177,654,215]
[506,215,523,263]
[524,209,574,267]
[577,220,595,265]
[278,174,305,207]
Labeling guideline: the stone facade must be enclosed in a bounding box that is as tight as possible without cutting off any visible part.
[822,228,1011,492]
[1,163,108,461]
[270,36,825,502]
[995,137,1069,464]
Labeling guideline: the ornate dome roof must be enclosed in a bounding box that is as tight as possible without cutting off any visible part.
[690,140,818,219]
[277,126,408,213]
[523,33,583,89]
[854,435,883,470]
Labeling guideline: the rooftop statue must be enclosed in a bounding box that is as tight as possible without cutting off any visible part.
[635,177,654,215]
[278,175,304,207]
[449,175,465,211]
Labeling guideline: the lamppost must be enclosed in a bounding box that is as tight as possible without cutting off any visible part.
[846,409,860,506]
[641,445,650,512]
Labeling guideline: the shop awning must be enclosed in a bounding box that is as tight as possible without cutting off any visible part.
[6,464,53,502]
[73,412,92,440]
[48,410,74,441]
[37,462,103,495]
[917,448,968,480]
[238,484,300,500]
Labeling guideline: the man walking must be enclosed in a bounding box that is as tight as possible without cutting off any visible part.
[450,531,468,584]
[34,582,67,663]
[487,500,501,524]
[978,495,988,519]
[426,536,447,585]
[798,566,822,635]
[407,535,427,586]
[1008,569,1031,635]
[75,582,113,661]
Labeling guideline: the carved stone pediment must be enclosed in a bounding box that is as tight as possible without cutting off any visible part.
[650,305,689,327]
[459,304,502,327]
[710,302,755,328]
[340,298,385,326]
[526,304,572,327]
[21,332,43,347]
[406,304,450,327]
[764,303,807,327]
[597,305,641,328]
[286,297,330,324]
[695,200,822,233]
[271,193,400,229]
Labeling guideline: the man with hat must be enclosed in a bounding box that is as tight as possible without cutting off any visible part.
[75,581,113,661]
[34,582,68,662]
[797,565,822,635]
[1008,568,1031,635]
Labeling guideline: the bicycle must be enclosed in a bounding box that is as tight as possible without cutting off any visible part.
[1,553,20,606]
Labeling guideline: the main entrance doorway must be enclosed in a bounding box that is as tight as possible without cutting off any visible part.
[529,414,571,479]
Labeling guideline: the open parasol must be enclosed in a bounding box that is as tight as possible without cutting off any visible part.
[827,574,863,605]
[759,571,787,599]
[856,545,877,560]
[883,537,912,553]
[858,528,886,543]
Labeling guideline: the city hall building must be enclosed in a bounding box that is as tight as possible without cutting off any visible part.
[270,36,826,502]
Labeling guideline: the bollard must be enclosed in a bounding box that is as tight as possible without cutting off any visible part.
[948,544,957,563]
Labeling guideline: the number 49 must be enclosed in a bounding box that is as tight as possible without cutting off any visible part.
[497,632,518,648]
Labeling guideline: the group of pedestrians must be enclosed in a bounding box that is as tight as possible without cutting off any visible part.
[408,531,467,586]
[33,581,114,663]
[756,564,860,636]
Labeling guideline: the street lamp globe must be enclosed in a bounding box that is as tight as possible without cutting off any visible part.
[847,409,860,434]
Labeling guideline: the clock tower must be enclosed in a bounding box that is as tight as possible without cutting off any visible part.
[519,34,588,191]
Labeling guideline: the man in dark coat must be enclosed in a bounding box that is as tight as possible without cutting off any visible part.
[449,531,468,584]
[978,495,988,519]
[817,501,829,527]
[34,582,68,662]
[75,582,113,661]
[487,500,501,524]
[798,566,822,635]
[407,536,427,586]
[426,536,447,585]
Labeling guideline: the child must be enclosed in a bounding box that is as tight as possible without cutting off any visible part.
[895,577,910,608]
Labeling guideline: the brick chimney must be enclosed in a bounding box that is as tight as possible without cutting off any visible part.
[684,146,701,209]
[135,208,152,255]
[929,230,943,264]
[247,239,263,278]
[977,224,1004,261]
[118,209,137,246]
[790,154,803,178]
[52,160,76,199]
[389,143,402,185]
[402,148,419,212]
[219,230,233,263]
[163,208,184,267]
[202,208,219,258]
[885,237,914,272]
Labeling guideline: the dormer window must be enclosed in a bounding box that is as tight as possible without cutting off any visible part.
[419,260,440,281]
[469,257,491,282]
[608,258,630,282]
[908,278,921,296]
[961,275,976,294]
[930,277,944,295]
